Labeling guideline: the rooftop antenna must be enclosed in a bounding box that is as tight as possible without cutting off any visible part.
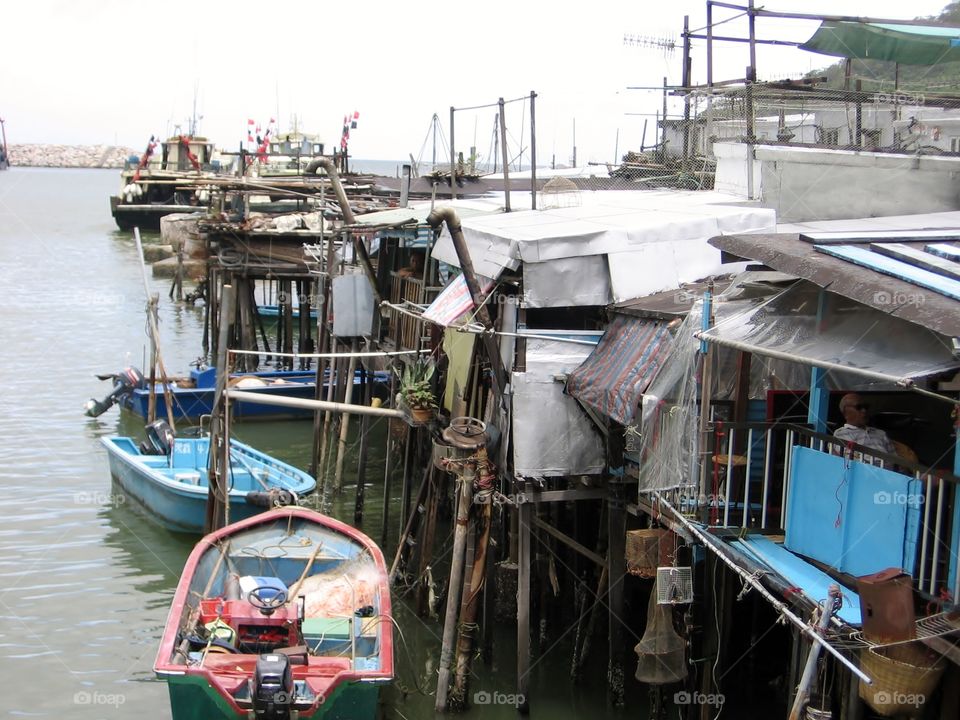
[623,32,677,58]
[189,81,200,136]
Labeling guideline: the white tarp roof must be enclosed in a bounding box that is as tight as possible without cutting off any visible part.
[432,190,776,306]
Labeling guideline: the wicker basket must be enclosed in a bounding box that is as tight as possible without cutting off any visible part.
[626,529,668,578]
[858,643,945,717]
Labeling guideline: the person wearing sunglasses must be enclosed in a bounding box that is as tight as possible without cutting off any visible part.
[833,393,896,455]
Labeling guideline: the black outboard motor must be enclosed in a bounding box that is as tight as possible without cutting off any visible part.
[84,367,146,417]
[251,653,294,719]
[140,419,175,456]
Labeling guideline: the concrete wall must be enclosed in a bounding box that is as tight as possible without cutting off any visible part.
[713,142,960,222]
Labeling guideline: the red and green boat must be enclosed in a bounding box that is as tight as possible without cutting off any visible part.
[154,507,394,719]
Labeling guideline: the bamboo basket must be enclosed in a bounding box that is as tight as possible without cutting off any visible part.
[858,643,945,717]
[626,529,668,578]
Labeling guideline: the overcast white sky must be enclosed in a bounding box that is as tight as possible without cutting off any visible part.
[1,1,952,165]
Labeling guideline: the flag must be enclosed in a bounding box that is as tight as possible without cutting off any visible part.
[255,125,261,133]
[269,117,276,123]
[248,134,254,142]
[351,110,359,129]
[247,119,255,125]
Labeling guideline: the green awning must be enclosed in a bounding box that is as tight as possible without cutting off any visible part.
[801,21,960,65]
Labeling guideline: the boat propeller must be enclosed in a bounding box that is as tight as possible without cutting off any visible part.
[84,366,145,417]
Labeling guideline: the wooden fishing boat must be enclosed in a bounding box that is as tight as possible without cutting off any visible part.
[154,507,393,720]
[101,425,316,533]
[110,134,221,231]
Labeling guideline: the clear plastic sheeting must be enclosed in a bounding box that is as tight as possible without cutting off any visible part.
[700,281,960,384]
[637,305,703,492]
[512,337,605,477]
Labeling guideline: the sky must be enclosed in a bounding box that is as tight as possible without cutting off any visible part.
[1,1,953,166]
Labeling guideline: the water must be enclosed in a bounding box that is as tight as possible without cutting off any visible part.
[0,168,639,719]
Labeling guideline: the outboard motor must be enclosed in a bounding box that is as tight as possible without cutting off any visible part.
[140,419,175,456]
[251,653,294,719]
[84,367,145,417]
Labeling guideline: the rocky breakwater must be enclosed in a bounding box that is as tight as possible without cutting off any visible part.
[8,144,137,168]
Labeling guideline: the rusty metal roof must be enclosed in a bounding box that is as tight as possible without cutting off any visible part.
[709,233,960,337]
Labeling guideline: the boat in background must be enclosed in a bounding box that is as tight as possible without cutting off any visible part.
[101,421,316,533]
[110,134,223,231]
[86,365,391,422]
[154,506,393,719]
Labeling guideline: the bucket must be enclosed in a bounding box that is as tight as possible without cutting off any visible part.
[858,643,945,717]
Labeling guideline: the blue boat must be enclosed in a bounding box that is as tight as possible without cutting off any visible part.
[101,428,316,534]
[257,304,319,320]
[88,366,390,422]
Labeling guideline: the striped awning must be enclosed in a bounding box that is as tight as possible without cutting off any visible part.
[566,316,674,426]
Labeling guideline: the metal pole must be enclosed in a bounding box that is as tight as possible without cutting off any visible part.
[787,584,842,720]
[707,2,714,87]
[681,15,692,172]
[499,97,511,212]
[530,91,537,210]
[450,106,457,201]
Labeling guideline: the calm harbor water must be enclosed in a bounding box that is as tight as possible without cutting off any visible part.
[0,168,638,719]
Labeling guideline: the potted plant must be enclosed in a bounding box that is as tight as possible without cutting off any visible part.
[401,358,437,423]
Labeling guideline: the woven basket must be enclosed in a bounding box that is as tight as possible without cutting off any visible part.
[858,643,945,717]
[626,529,667,578]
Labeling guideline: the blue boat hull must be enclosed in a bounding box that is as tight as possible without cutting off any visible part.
[121,370,389,422]
[101,436,316,534]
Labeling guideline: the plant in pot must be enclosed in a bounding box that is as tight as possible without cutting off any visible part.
[401,359,437,423]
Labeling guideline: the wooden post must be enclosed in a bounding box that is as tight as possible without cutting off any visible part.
[354,361,371,523]
[205,284,235,534]
[398,425,413,543]
[435,461,474,711]
[607,480,626,707]
[379,373,396,547]
[517,480,532,712]
[681,15,692,171]
[529,91,537,209]
[147,293,159,424]
[333,339,358,493]
[452,479,493,706]
[499,97,511,212]
[281,279,294,370]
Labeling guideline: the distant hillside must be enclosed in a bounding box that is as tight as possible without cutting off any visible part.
[804,2,960,93]
[8,144,136,168]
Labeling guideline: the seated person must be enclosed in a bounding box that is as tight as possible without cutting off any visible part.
[833,393,896,455]
[396,251,424,280]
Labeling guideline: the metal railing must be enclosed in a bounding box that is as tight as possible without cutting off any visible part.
[664,421,960,602]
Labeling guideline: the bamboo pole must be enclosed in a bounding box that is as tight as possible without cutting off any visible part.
[333,340,358,493]
[379,374,396,547]
[205,284,235,534]
[354,362,371,523]
[134,228,177,432]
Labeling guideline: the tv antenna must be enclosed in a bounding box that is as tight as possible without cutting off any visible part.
[623,33,677,58]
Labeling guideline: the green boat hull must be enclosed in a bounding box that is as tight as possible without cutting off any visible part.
[166,674,382,720]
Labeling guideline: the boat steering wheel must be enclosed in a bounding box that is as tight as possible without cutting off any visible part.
[247,586,288,614]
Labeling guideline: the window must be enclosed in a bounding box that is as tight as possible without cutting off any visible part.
[862,129,882,149]
[951,137,960,153]
[818,127,840,146]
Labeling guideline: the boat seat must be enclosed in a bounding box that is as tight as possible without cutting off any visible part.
[175,471,202,485]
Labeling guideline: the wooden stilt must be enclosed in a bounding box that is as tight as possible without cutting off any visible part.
[435,462,474,712]
[451,489,493,708]
[607,481,626,707]
[354,361,371,523]
[517,480,532,713]
[333,340,357,494]
[379,374,396,548]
